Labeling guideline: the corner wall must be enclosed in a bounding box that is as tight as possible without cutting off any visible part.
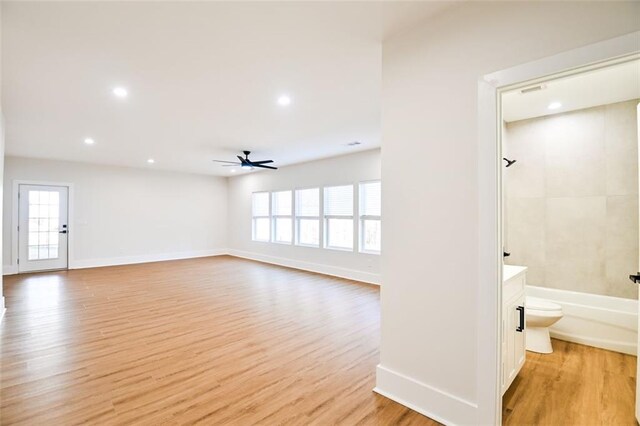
[226,149,381,284]
[379,2,640,424]
[3,157,228,272]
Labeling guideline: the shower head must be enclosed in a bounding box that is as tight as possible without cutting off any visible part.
[503,158,517,168]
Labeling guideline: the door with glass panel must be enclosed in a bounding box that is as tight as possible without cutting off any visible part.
[18,185,69,272]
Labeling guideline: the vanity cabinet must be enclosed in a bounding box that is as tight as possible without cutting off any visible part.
[502,267,526,395]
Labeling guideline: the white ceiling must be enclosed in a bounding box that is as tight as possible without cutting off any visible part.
[2,1,452,176]
[503,59,640,123]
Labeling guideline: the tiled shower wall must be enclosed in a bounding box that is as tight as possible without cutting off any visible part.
[505,99,639,299]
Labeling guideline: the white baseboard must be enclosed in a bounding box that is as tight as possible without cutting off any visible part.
[0,297,5,323]
[226,249,381,285]
[3,249,229,274]
[70,249,229,270]
[527,285,638,355]
[374,364,478,426]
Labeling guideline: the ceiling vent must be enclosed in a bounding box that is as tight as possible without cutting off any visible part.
[346,141,361,146]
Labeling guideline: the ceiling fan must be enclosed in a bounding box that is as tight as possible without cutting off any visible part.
[212,151,278,170]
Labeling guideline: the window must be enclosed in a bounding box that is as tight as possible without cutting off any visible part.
[27,190,60,260]
[324,185,354,250]
[295,188,320,247]
[359,181,381,253]
[252,192,270,242]
[271,190,293,244]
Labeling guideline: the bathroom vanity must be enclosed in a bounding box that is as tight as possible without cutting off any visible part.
[502,265,527,395]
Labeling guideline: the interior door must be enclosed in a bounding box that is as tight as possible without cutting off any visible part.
[18,184,69,273]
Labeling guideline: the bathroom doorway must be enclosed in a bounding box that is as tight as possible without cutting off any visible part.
[498,58,640,424]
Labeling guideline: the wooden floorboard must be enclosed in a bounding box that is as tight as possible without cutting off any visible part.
[502,338,637,425]
[0,255,437,425]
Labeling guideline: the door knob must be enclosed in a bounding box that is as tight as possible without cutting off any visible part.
[629,273,640,283]
[59,230,67,234]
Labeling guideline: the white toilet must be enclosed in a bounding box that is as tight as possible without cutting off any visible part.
[525,296,563,354]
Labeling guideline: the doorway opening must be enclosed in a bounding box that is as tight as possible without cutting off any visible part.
[497,57,640,423]
[17,184,69,273]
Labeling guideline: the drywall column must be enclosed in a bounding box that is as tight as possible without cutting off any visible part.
[377,2,640,424]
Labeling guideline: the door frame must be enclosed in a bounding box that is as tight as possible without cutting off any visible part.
[10,180,75,274]
[477,31,640,424]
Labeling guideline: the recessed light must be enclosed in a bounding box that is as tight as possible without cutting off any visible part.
[113,87,128,98]
[277,95,291,106]
[84,138,95,145]
[147,158,155,164]
[548,101,562,110]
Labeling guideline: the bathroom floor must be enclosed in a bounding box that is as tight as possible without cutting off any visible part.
[503,339,636,425]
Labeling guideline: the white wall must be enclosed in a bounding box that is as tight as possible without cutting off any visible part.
[3,156,228,271]
[378,2,640,425]
[226,149,381,284]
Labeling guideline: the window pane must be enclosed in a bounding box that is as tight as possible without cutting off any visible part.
[28,246,39,260]
[362,219,381,252]
[39,232,50,245]
[326,218,353,249]
[29,205,40,218]
[29,191,40,205]
[38,246,49,259]
[40,191,50,204]
[360,181,381,216]
[272,191,292,216]
[252,192,269,216]
[29,232,39,245]
[296,188,319,217]
[324,185,353,216]
[49,245,59,259]
[49,232,59,245]
[298,219,319,246]
[254,217,270,241]
[274,217,292,243]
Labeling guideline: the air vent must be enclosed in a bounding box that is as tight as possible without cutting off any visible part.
[520,84,547,94]
[346,141,361,146]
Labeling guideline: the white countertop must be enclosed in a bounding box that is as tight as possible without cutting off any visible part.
[503,264,527,282]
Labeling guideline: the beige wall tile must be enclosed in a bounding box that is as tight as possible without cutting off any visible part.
[544,197,606,294]
[606,100,639,196]
[504,119,546,199]
[505,197,545,285]
[545,108,606,197]
[606,195,639,299]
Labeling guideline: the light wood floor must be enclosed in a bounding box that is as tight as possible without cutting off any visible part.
[503,339,637,425]
[0,255,437,425]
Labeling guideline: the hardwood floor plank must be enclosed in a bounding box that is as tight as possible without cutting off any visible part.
[0,256,436,425]
[503,339,637,425]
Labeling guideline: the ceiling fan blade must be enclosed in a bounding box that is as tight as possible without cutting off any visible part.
[250,160,274,165]
[253,164,278,170]
[212,160,241,164]
[237,155,247,164]
[222,164,241,167]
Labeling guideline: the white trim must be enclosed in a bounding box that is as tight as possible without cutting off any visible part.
[527,285,638,355]
[0,297,5,323]
[3,265,18,275]
[11,180,75,273]
[69,249,228,270]
[479,31,640,424]
[374,365,478,426]
[227,248,381,285]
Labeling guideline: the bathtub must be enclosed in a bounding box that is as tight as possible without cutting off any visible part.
[527,285,638,355]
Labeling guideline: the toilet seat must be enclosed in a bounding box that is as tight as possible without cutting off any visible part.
[526,296,561,312]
